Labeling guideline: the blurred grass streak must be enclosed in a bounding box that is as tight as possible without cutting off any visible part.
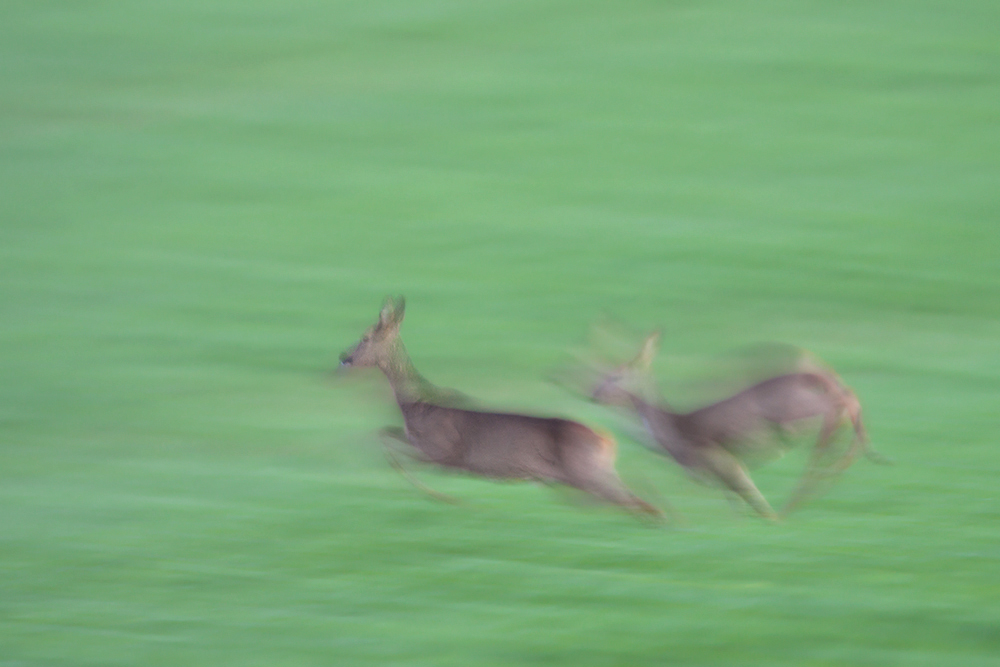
[2,0,999,665]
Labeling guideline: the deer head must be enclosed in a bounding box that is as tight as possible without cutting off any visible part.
[339,296,406,369]
[591,330,660,405]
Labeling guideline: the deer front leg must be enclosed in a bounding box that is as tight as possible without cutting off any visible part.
[701,446,779,521]
[379,426,459,505]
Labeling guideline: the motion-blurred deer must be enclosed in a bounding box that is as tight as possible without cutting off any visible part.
[338,297,660,518]
[592,333,888,519]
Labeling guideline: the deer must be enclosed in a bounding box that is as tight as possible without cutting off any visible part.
[337,297,661,518]
[590,332,889,519]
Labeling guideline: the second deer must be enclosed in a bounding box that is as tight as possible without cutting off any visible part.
[338,297,660,519]
[591,333,889,519]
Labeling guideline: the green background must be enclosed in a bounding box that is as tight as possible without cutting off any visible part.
[2,1,998,664]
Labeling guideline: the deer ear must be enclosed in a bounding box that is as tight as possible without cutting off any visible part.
[378,297,394,328]
[378,295,406,329]
[634,330,661,371]
[391,296,406,324]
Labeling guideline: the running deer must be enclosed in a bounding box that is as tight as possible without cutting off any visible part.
[338,297,660,518]
[592,333,889,519]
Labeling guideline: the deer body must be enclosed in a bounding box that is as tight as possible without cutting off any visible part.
[340,298,658,516]
[397,401,612,481]
[593,334,885,518]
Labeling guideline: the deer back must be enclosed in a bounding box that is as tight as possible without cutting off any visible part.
[684,372,848,444]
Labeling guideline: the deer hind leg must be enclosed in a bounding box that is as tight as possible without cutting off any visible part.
[825,414,892,475]
[379,426,459,505]
[559,438,663,520]
[701,447,778,521]
[575,472,665,520]
[826,428,868,476]
[851,414,892,466]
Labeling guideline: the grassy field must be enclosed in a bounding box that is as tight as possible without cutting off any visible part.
[2,1,999,665]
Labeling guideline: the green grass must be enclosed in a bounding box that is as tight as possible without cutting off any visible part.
[2,1,999,665]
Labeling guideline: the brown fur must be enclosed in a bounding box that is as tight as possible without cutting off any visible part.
[592,333,889,518]
[339,297,660,518]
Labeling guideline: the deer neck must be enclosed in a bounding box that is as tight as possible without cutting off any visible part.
[628,392,667,425]
[621,376,674,421]
[377,340,432,406]
[627,390,688,453]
